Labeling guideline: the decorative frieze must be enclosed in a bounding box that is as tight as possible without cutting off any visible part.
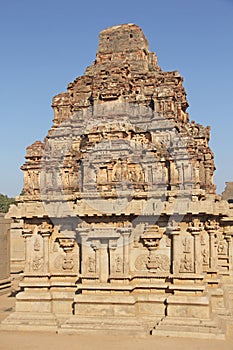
[4,23,233,338]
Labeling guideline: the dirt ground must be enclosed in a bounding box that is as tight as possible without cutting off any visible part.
[1,282,233,350]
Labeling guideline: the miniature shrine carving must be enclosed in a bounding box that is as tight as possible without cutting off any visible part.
[3,23,233,339]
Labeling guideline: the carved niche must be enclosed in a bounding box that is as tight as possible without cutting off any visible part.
[97,159,145,193]
[139,224,170,273]
[53,238,79,273]
[179,235,194,273]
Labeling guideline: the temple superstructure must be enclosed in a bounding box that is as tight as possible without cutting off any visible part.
[2,24,233,338]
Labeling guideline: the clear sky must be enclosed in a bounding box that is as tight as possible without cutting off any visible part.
[0,0,233,197]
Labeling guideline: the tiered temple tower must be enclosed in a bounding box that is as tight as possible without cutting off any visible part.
[2,24,233,338]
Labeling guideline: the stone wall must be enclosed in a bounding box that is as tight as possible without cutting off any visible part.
[0,213,11,294]
[10,219,25,274]
[2,24,233,338]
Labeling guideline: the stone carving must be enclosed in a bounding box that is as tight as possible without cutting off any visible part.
[112,159,144,183]
[39,221,53,231]
[62,256,74,271]
[57,238,75,252]
[4,24,233,338]
[32,256,43,271]
[147,254,170,272]
[54,254,77,272]
[135,254,148,271]
[22,223,35,234]
[96,159,145,193]
[87,257,96,273]
[182,237,191,253]
[54,255,64,270]
[202,247,209,265]
[217,239,228,255]
[115,256,122,273]
[200,234,206,246]
[205,219,219,231]
[179,254,193,273]
[141,224,162,250]
[165,235,171,247]
[34,237,40,251]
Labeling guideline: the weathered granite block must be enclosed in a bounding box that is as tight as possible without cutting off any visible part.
[2,24,233,338]
[0,213,11,295]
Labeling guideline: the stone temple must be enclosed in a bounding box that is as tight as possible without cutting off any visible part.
[2,24,233,338]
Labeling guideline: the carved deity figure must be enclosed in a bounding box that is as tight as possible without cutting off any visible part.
[217,239,228,255]
[179,254,192,273]
[87,257,96,273]
[182,237,191,253]
[202,248,208,265]
[34,238,41,252]
[115,256,122,272]
[62,256,74,271]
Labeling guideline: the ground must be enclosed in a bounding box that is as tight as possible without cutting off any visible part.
[0,279,233,350]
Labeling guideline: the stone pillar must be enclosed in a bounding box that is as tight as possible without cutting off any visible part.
[224,226,233,276]
[99,241,108,283]
[22,227,33,273]
[210,231,217,269]
[205,220,218,271]
[188,221,202,274]
[78,228,89,275]
[93,242,100,277]
[176,164,184,190]
[167,221,181,274]
[109,239,117,276]
[192,232,202,274]
[118,228,131,275]
[10,219,25,273]
[194,162,200,189]
[39,229,52,273]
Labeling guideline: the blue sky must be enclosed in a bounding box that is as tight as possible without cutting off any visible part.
[0,0,233,197]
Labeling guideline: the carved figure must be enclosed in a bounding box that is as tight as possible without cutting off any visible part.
[182,237,191,253]
[179,254,193,273]
[62,256,74,271]
[87,257,96,273]
[217,239,228,255]
[34,238,40,252]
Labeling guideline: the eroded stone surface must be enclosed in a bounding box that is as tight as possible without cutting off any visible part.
[3,24,233,338]
[0,214,11,295]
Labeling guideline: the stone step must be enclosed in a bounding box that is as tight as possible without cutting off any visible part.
[0,278,11,296]
[0,312,58,332]
[214,307,232,317]
[157,316,218,327]
[153,329,225,340]
[60,315,150,336]
[152,317,225,339]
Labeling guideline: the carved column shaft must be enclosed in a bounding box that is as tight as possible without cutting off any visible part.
[192,232,202,274]
[119,228,131,275]
[78,228,89,275]
[100,241,108,283]
[170,230,180,274]
[109,246,116,275]
[22,230,33,273]
[225,229,233,276]
[39,229,53,273]
[43,234,50,273]
[209,230,217,270]
[109,239,117,275]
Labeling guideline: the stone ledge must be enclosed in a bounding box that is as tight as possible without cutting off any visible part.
[0,278,11,296]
